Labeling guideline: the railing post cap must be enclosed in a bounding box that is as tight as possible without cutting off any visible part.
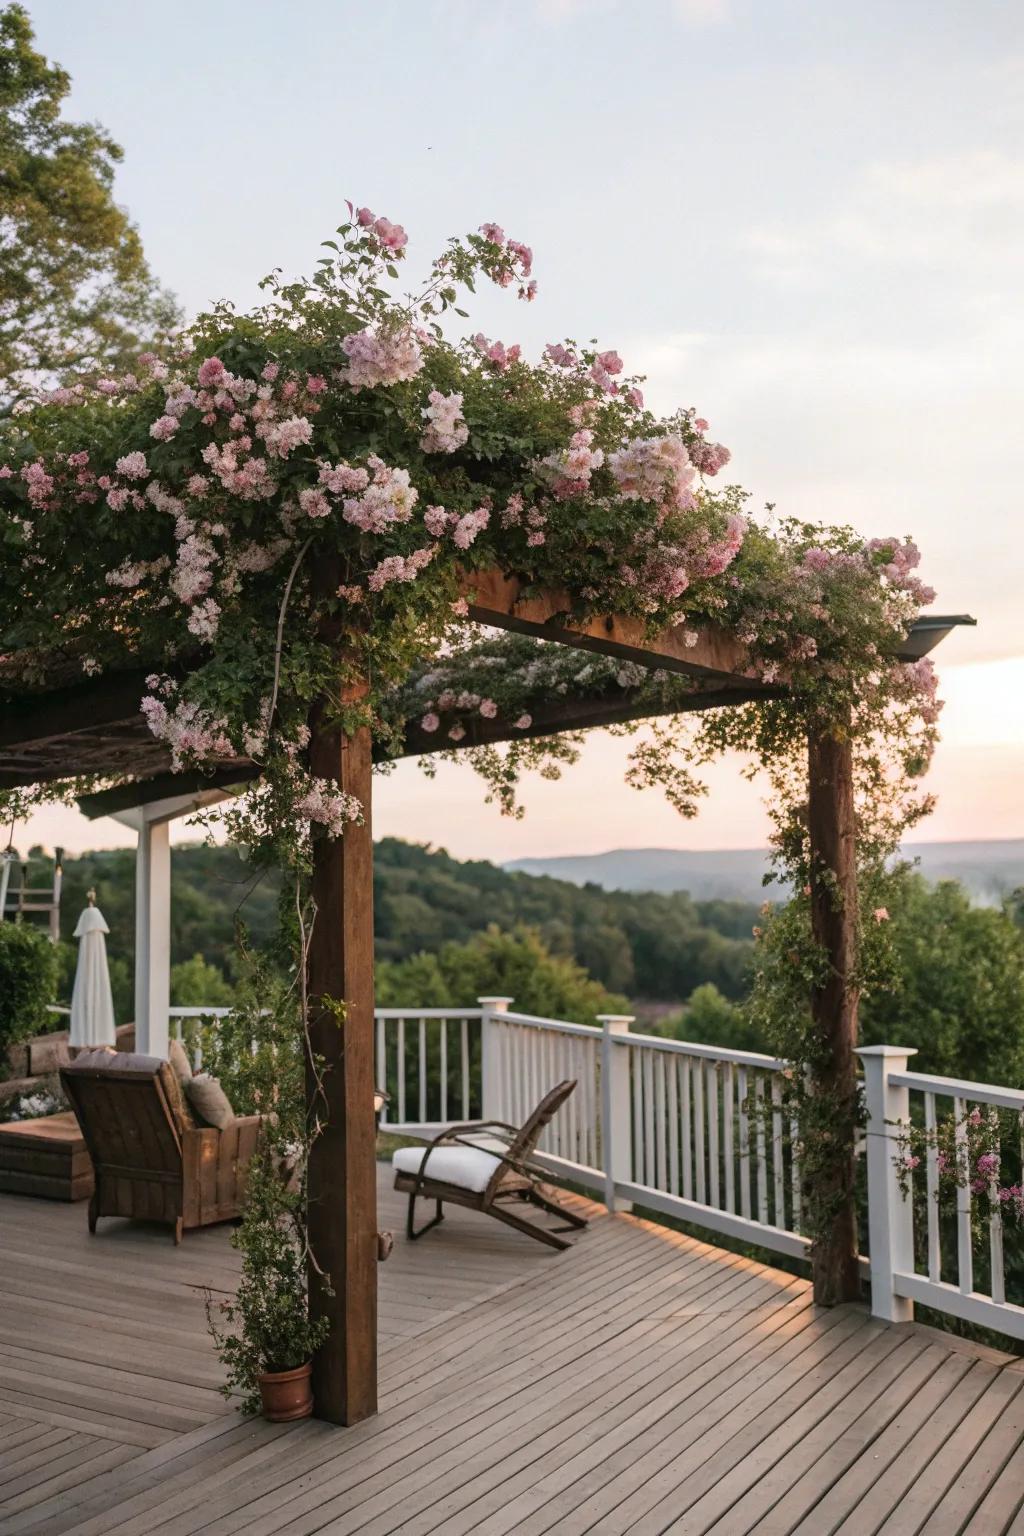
[477,995,513,1006]
[856,1045,918,1060]
[597,1014,635,1025]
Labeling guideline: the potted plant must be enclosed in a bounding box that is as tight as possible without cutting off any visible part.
[208,1142,327,1420]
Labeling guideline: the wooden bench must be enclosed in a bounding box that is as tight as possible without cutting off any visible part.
[0,1111,94,1201]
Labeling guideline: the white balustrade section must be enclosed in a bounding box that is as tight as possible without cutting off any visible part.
[859,1047,1024,1341]
[378,998,808,1263]
[162,1000,1024,1346]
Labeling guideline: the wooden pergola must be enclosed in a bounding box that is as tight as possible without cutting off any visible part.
[0,571,973,1426]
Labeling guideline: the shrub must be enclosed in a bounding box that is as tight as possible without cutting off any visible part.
[0,921,58,1055]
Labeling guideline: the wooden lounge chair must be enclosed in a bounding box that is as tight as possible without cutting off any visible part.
[392,1079,588,1251]
[60,1048,260,1244]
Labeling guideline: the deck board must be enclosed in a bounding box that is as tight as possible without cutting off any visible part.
[2,1166,1024,1533]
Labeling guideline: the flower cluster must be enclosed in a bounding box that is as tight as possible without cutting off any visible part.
[420,391,469,454]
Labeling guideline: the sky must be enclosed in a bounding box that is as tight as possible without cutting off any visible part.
[14,0,1024,863]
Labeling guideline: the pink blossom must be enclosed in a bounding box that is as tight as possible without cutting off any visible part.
[373,217,407,252]
[420,391,469,454]
[149,414,178,441]
[479,699,498,719]
[262,415,313,459]
[306,374,328,394]
[115,451,149,480]
[341,326,423,390]
[544,343,577,368]
[356,206,375,226]
[873,907,889,923]
[596,349,623,376]
[261,362,280,382]
[513,714,532,730]
[688,440,731,476]
[197,357,227,388]
[448,723,466,742]
[480,222,505,245]
[472,335,521,373]
[420,712,440,733]
[299,487,332,519]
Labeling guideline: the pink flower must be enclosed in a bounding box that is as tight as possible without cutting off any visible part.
[374,217,407,252]
[356,206,375,226]
[149,415,178,441]
[299,487,331,519]
[479,699,498,719]
[197,357,227,389]
[513,714,532,730]
[595,349,623,376]
[420,712,440,733]
[448,723,466,742]
[115,451,148,479]
[904,1154,920,1170]
[306,374,328,394]
[480,222,505,245]
[261,362,280,382]
[873,907,889,923]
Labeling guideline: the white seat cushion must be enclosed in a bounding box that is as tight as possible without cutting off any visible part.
[392,1135,508,1194]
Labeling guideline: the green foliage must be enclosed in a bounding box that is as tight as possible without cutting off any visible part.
[655,982,767,1054]
[0,4,179,403]
[207,1146,327,1414]
[376,925,630,1023]
[0,919,58,1050]
[374,837,756,1003]
[860,869,1024,1086]
[170,953,235,1009]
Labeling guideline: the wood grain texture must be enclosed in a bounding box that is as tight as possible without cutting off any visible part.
[1,1166,1022,1534]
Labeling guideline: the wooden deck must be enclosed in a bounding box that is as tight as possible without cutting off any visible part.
[2,1168,1024,1534]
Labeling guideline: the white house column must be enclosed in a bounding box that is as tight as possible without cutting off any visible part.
[134,816,171,1059]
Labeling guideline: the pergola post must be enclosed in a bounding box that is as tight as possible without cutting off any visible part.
[134,817,171,1060]
[806,722,861,1306]
[306,715,378,1425]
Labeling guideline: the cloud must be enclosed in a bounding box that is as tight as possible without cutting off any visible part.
[532,0,728,24]
[747,151,1024,291]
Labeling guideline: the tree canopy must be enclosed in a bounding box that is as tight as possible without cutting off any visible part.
[0,3,179,405]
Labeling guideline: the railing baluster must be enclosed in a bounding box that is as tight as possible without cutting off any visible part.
[723,1062,735,1213]
[694,1057,706,1205]
[632,1045,643,1184]
[953,1095,973,1295]
[642,1049,656,1186]
[790,1111,801,1234]
[989,1106,1005,1305]
[397,1017,406,1124]
[755,1076,768,1225]
[668,1052,680,1196]
[681,1055,693,1201]
[439,1019,448,1123]
[376,1014,387,1125]
[655,1052,668,1191]
[925,1092,940,1282]
[707,1063,720,1209]
[461,1017,470,1118]
[771,1077,786,1228]
[738,1065,751,1220]
[418,1018,427,1124]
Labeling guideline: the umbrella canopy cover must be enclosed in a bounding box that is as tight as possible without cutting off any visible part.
[70,897,116,1048]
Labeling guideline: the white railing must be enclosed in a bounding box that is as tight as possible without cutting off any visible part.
[376,996,808,1263]
[162,1000,1024,1344]
[859,1046,1024,1342]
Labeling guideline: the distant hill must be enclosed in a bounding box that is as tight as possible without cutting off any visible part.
[507,840,1024,907]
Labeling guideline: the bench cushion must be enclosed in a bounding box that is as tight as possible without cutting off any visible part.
[392,1135,508,1193]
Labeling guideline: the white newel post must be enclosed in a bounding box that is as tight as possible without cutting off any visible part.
[857,1045,917,1324]
[135,818,171,1060]
[478,996,512,1122]
[599,1015,635,1213]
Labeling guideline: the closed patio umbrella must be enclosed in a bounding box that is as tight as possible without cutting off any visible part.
[69,890,116,1048]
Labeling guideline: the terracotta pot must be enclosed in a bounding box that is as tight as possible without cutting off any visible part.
[258,1361,313,1421]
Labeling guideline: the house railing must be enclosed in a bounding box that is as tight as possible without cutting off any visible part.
[375,997,809,1263]
[163,1002,1024,1343]
[859,1045,1024,1342]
